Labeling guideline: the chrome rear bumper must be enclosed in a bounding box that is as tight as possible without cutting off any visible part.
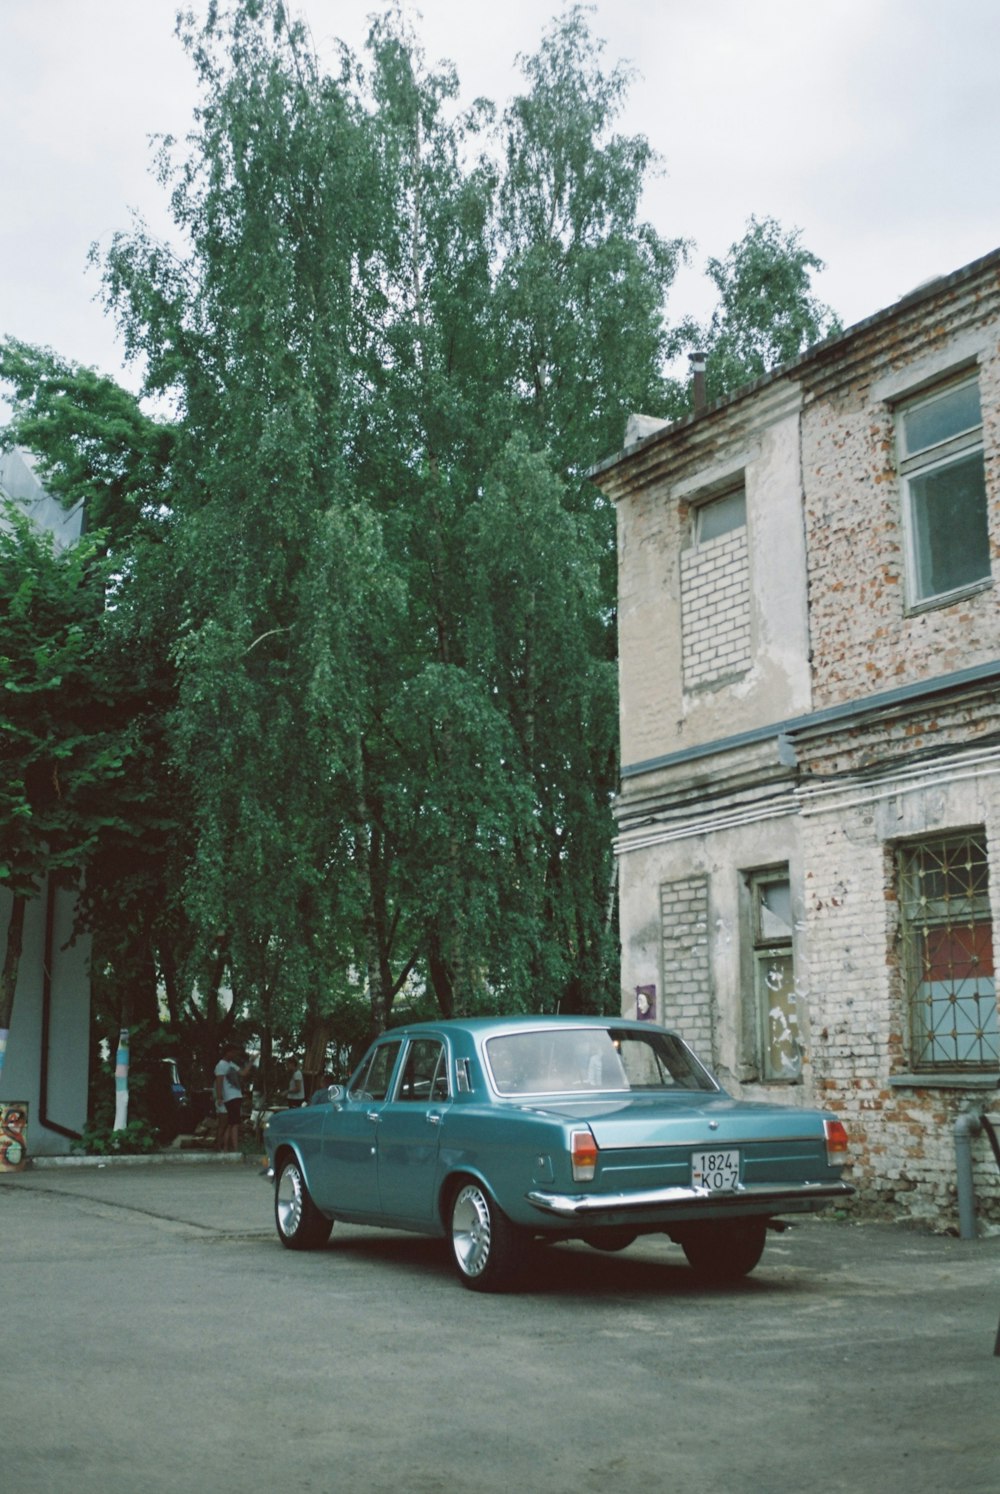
[526,1178,854,1217]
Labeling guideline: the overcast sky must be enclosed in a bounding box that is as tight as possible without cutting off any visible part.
[3,0,1000,404]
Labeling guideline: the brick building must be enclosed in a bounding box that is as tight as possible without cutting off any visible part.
[590,247,1000,1228]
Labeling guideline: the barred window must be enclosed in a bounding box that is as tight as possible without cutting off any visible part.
[898,832,998,1070]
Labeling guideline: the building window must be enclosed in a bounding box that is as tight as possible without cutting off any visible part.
[694,485,746,544]
[749,869,801,1082]
[898,832,998,1071]
[897,377,990,607]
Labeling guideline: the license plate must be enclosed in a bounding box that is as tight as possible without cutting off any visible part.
[691,1149,740,1192]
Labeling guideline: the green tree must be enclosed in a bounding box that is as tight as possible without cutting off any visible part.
[88,0,680,1037]
[494,8,685,487]
[0,337,175,543]
[0,506,129,1080]
[686,215,842,405]
[1,5,849,1098]
[99,0,387,1052]
[0,341,201,1073]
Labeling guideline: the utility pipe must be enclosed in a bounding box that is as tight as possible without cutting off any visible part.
[955,1110,983,1240]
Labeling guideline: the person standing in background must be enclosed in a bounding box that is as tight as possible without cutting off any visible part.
[214,1043,252,1152]
[286,1058,306,1108]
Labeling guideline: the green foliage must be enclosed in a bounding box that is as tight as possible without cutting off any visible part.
[494,7,686,484]
[86,0,673,1032]
[0,502,139,1031]
[0,337,175,543]
[683,215,842,406]
[1,3,843,1065]
[74,1117,159,1156]
[0,508,125,896]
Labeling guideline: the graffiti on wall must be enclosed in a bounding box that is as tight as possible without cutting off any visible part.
[0,1102,28,1172]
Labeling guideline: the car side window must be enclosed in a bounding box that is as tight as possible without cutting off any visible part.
[396,1039,449,1103]
[349,1040,402,1102]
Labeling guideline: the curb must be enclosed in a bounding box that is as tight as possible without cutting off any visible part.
[22,1150,257,1170]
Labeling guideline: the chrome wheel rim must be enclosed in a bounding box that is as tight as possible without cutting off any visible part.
[452,1184,491,1277]
[276,1163,304,1237]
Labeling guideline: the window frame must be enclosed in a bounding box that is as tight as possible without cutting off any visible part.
[692,483,747,547]
[746,866,801,1084]
[348,1039,403,1101]
[896,374,991,611]
[395,1038,450,1103]
[896,830,998,1074]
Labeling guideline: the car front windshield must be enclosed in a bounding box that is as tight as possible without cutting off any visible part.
[484,1028,716,1097]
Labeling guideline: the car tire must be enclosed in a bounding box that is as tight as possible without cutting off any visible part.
[678,1219,767,1282]
[274,1156,333,1251]
[449,1179,526,1292]
[581,1229,638,1253]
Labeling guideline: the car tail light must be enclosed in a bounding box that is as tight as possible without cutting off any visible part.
[824,1118,850,1167]
[571,1128,598,1182]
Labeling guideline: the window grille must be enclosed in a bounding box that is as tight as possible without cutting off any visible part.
[898,832,998,1070]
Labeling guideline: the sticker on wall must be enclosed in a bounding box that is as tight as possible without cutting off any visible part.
[635,984,656,1021]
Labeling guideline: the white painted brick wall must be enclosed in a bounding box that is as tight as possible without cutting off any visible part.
[659,875,715,1062]
[680,528,751,688]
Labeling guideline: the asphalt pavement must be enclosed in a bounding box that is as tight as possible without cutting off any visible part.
[2,1158,999,1494]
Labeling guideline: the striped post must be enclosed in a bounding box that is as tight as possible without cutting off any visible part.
[113,1027,130,1131]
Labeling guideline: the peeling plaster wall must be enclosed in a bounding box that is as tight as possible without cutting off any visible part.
[615,388,812,777]
[801,288,1000,706]
[799,755,1000,1221]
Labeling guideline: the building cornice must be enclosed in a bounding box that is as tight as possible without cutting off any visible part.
[590,244,1000,503]
[619,659,1000,783]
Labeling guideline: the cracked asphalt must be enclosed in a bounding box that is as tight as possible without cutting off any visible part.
[3,1159,999,1493]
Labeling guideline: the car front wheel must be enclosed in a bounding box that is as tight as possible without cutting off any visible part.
[449,1180,526,1292]
[677,1219,767,1282]
[274,1156,333,1251]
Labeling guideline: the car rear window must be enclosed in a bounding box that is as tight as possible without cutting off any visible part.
[484,1028,716,1096]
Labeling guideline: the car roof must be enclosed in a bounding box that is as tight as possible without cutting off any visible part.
[380,1014,681,1041]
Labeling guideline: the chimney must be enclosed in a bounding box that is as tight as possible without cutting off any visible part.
[689,350,708,414]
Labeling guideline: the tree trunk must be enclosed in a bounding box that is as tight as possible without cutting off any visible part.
[427,928,455,1019]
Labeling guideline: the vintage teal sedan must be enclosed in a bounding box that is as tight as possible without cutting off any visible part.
[263,1016,854,1292]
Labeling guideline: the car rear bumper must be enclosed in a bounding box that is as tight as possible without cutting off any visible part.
[526,1178,855,1219]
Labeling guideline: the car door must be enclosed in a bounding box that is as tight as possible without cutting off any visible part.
[315,1039,402,1217]
[375,1037,451,1224]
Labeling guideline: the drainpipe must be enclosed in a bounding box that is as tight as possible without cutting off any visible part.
[689,351,708,414]
[954,1110,982,1239]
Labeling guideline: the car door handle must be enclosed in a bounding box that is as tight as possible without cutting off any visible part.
[366,1111,381,1124]
[426,1111,442,1126]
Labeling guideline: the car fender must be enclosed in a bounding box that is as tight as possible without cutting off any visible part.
[268,1135,326,1208]
[435,1107,577,1228]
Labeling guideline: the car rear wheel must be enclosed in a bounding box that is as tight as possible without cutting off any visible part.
[275,1156,333,1251]
[678,1219,767,1282]
[449,1180,526,1292]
